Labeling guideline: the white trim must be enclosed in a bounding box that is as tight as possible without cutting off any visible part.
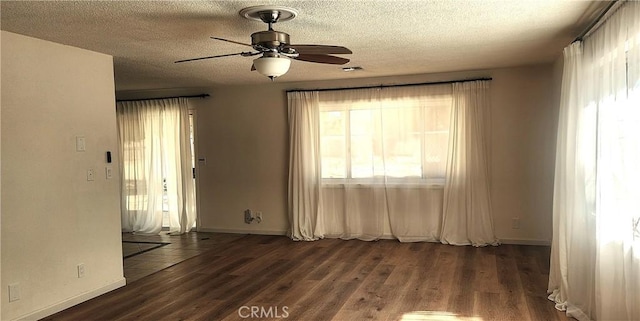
[325,236,550,245]
[322,180,445,188]
[15,278,126,321]
[499,238,552,246]
[190,109,201,231]
[197,229,551,246]
[198,227,287,236]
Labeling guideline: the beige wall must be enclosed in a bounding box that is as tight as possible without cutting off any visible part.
[0,29,3,318]
[194,84,290,234]
[490,65,558,243]
[192,63,558,244]
[1,31,124,320]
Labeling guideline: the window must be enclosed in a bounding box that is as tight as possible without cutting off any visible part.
[319,88,452,184]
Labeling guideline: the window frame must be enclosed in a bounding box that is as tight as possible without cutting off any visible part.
[318,93,452,186]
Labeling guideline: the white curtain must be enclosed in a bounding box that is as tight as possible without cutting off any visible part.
[287,91,324,240]
[287,82,497,245]
[548,2,640,320]
[441,81,497,246]
[117,98,196,235]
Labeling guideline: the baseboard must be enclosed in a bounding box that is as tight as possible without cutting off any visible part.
[197,227,288,236]
[16,278,126,321]
[197,228,551,246]
[499,238,552,246]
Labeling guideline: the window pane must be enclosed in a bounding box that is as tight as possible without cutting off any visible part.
[424,100,451,131]
[424,132,449,177]
[319,88,453,182]
[350,109,375,178]
[320,111,346,178]
[320,111,345,136]
[382,106,421,177]
[424,97,451,179]
[321,137,346,178]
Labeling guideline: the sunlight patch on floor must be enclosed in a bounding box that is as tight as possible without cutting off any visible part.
[400,311,484,321]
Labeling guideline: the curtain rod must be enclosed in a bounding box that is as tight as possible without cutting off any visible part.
[116,94,210,102]
[285,77,492,93]
[573,0,620,43]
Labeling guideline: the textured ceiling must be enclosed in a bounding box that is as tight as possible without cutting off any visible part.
[1,1,609,92]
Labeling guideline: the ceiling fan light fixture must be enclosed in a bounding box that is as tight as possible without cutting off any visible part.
[253,56,291,80]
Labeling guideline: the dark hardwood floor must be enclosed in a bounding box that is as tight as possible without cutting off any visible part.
[121,232,247,282]
[43,233,571,321]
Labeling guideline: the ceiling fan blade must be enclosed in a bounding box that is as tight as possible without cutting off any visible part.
[175,52,255,63]
[285,45,352,55]
[294,54,350,65]
[210,37,253,48]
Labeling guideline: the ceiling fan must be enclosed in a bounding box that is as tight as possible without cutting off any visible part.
[175,5,353,80]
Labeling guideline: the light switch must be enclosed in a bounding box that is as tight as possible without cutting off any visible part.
[105,167,113,179]
[87,169,95,181]
[77,264,85,278]
[76,136,86,152]
[9,283,20,302]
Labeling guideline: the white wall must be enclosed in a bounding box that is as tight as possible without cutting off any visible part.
[191,63,558,244]
[1,31,124,320]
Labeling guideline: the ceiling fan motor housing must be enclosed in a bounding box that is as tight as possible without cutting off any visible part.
[251,31,290,50]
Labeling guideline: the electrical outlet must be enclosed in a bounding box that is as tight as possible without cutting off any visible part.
[75,136,86,152]
[255,211,263,223]
[244,209,253,224]
[105,167,113,179]
[8,283,20,302]
[77,263,85,278]
[512,217,521,229]
[87,169,95,181]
